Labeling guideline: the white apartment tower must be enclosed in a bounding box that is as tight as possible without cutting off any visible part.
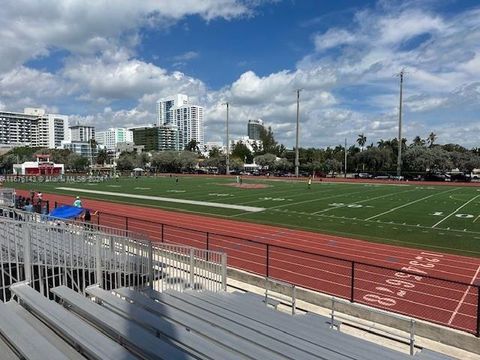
[0,108,69,149]
[156,94,204,150]
[96,128,133,151]
[156,94,188,126]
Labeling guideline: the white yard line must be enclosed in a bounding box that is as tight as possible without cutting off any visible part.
[365,188,458,221]
[269,188,380,210]
[312,188,417,215]
[447,264,480,325]
[55,187,266,213]
[432,194,480,228]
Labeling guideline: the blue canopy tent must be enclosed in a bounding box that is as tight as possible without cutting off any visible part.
[48,205,84,220]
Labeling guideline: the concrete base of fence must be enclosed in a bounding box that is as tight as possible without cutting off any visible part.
[227,268,480,355]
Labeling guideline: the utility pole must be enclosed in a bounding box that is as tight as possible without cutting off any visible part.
[396,69,405,177]
[295,89,302,177]
[223,102,230,175]
[344,138,347,178]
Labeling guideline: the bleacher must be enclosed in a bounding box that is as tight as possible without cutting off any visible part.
[0,202,455,359]
[0,281,453,359]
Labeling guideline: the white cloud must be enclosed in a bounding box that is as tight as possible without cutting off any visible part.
[314,29,357,51]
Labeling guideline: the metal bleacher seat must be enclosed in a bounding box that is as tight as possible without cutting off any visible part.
[150,288,413,360]
[413,349,456,359]
[9,282,137,360]
[94,286,282,360]
[51,285,199,360]
[0,302,72,360]
[83,285,250,360]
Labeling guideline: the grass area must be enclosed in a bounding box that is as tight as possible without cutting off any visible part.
[11,176,480,257]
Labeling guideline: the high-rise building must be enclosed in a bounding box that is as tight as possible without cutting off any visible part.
[96,128,133,151]
[156,94,204,149]
[156,94,189,126]
[130,124,179,152]
[173,104,204,149]
[248,119,264,140]
[0,108,69,149]
[69,124,95,142]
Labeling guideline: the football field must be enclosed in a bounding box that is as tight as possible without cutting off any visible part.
[12,176,480,257]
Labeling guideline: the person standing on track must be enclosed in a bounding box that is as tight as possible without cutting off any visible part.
[73,196,82,208]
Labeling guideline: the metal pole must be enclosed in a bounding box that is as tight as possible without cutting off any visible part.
[148,241,153,290]
[350,262,355,302]
[344,138,347,178]
[225,102,230,175]
[410,319,416,355]
[23,224,32,283]
[295,89,301,177]
[397,70,404,177]
[477,286,480,337]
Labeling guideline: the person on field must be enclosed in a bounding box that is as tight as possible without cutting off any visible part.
[73,196,82,208]
[308,175,312,189]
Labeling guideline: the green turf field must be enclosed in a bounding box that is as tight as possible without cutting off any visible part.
[11,176,480,256]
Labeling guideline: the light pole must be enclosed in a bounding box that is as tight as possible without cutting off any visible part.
[223,102,230,175]
[396,69,404,177]
[344,138,347,178]
[295,89,302,177]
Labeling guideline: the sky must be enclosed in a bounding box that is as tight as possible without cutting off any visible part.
[1,0,479,149]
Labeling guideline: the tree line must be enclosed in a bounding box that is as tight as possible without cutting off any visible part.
[1,129,479,175]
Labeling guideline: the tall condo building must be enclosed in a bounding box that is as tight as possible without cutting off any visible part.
[69,124,95,142]
[156,94,188,126]
[247,119,264,140]
[96,128,133,151]
[156,94,204,150]
[0,108,69,149]
[130,124,179,152]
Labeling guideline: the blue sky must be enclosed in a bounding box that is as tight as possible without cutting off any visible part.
[1,0,479,148]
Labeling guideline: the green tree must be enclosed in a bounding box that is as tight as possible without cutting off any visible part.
[427,132,437,148]
[254,153,276,169]
[231,142,253,163]
[185,139,200,153]
[96,149,109,165]
[357,133,367,151]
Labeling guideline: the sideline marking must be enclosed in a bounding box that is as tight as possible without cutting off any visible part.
[365,188,458,221]
[447,264,480,325]
[55,187,266,212]
[432,194,480,228]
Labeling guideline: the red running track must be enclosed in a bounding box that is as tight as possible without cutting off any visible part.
[21,190,480,335]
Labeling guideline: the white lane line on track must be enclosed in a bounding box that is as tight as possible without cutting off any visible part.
[447,264,480,325]
[365,188,458,221]
[55,187,266,212]
[432,194,480,228]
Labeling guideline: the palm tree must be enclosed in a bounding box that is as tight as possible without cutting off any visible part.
[427,132,437,148]
[412,136,425,147]
[357,133,367,151]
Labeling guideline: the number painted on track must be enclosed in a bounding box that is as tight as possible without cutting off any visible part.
[363,294,396,307]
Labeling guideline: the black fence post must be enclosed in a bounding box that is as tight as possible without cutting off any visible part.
[54,201,58,209]
[97,212,100,226]
[477,286,480,337]
[350,262,355,302]
[161,223,164,243]
[125,217,128,231]
[266,244,270,278]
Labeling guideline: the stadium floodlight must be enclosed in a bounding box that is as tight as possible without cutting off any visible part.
[295,89,302,177]
[222,102,230,175]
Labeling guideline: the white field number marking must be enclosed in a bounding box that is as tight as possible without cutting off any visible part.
[259,197,286,201]
[362,251,444,307]
[209,193,233,197]
[329,203,367,208]
[432,211,475,219]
